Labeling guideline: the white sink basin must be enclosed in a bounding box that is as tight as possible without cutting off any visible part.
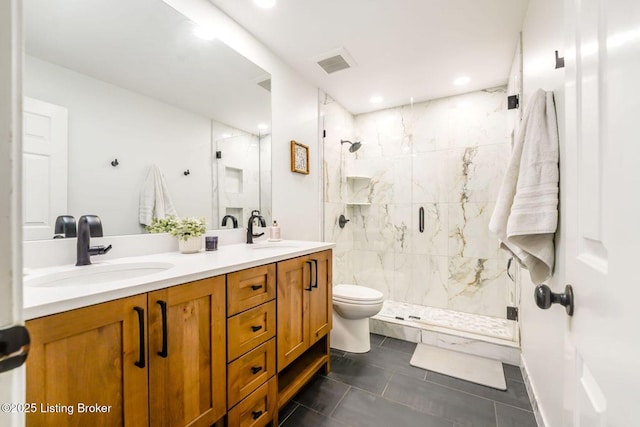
[24,262,174,288]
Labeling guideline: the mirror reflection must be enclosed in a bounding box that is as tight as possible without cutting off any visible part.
[23,0,271,240]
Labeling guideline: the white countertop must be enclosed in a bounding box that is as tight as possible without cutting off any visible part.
[23,240,334,320]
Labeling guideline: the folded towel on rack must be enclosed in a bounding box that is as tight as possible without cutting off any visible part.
[139,165,178,226]
[489,89,559,284]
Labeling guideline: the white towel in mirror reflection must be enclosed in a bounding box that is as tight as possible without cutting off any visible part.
[139,165,178,226]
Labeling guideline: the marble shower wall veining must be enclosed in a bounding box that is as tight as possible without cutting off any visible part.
[323,87,512,319]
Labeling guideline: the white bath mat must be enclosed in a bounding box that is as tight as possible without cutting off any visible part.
[410,344,506,390]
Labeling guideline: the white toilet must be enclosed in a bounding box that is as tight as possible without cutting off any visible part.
[331,284,384,353]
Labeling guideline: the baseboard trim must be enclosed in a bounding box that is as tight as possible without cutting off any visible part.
[520,354,547,427]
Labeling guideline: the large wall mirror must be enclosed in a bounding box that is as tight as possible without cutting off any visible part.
[22,0,271,240]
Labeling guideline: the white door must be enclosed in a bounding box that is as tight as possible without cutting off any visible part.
[563,0,640,425]
[22,97,68,240]
[0,1,26,426]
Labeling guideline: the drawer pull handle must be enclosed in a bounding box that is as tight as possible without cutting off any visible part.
[251,366,263,374]
[251,325,263,332]
[252,411,263,420]
[251,284,262,291]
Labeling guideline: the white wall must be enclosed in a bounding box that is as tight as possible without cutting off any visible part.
[164,0,321,241]
[520,0,566,426]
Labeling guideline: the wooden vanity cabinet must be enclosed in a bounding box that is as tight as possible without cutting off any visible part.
[25,248,333,427]
[148,276,226,427]
[226,264,278,427]
[26,294,150,427]
[26,275,226,427]
[276,249,332,407]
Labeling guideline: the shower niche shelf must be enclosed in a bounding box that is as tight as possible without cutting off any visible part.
[345,175,371,206]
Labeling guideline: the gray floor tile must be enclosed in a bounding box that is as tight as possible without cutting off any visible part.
[280,405,348,427]
[331,348,346,358]
[380,336,418,354]
[278,401,299,425]
[384,373,497,427]
[332,388,454,427]
[344,345,427,379]
[502,364,524,383]
[370,333,386,347]
[326,354,392,395]
[293,375,350,416]
[495,403,538,427]
[426,371,532,411]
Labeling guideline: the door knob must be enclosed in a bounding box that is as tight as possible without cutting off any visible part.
[534,284,574,316]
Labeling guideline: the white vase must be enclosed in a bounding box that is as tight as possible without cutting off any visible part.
[178,236,202,254]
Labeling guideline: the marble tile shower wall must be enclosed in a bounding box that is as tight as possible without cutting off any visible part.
[323,88,513,319]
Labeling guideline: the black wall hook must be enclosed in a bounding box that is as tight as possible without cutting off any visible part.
[111,159,119,167]
[183,169,190,176]
[555,50,565,69]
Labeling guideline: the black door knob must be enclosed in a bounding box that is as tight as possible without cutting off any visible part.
[534,284,574,316]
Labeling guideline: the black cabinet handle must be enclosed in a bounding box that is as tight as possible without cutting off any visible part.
[157,301,168,358]
[133,306,145,369]
[250,284,262,291]
[252,411,263,420]
[311,259,318,288]
[304,261,313,291]
[251,325,263,332]
[251,366,263,374]
[419,207,425,233]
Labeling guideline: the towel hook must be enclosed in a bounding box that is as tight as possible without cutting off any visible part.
[111,158,119,167]
[183,169,190,176]
[555,50,565,69]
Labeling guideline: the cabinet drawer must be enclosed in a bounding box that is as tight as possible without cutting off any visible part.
[227,301,276,361]
[228,338,276,408]
[227,377,277,427]
[227,264,276,316]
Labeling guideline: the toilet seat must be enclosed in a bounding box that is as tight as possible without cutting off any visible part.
[333,284,384,304]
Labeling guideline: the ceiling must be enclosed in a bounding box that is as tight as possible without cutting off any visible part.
[209,0,529,114]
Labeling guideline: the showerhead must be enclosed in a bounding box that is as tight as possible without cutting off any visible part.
[341,139,362,153]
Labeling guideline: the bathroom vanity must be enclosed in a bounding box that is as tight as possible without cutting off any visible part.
[23,241,333,427]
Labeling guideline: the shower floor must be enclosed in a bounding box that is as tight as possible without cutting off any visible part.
[372,300,518,345]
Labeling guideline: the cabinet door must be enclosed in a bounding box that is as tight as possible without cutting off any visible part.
[26,294,149,427]
[308,250,332,346]
[276,255,312,372]
[148,276,226,427]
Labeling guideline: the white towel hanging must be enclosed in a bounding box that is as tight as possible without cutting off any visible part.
[139,165,178,226]
[489,89,559,284]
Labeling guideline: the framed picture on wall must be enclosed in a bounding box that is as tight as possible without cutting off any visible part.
[290,140,309,174]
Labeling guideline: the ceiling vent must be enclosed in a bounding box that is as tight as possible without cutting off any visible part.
[315,47,357,74]
[257,78,271,92]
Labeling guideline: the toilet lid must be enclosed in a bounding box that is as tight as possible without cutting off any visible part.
[333,284,384,303]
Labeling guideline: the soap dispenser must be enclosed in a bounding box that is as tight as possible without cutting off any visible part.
[270,220,281,241]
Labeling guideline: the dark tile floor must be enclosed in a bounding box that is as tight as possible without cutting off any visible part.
[278,334,538,427]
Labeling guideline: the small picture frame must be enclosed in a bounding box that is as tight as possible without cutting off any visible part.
[290,140,309,174]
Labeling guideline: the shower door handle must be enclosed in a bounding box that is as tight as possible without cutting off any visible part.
[418,207,424,233]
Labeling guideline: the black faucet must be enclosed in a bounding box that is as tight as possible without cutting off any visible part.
[76,215,112,266]
[221,214,238,229]
[246,210,266,244]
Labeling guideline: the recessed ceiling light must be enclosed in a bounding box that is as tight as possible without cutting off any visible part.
[193,26,216,41]
[221,133,232,138]
[453,76,471,86]
[369,96,383,104]
[258,123,269,130]
[254,0,276,8]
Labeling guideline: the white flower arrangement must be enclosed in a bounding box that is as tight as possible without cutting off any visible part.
[169,217,207,241]
[145,215,179,234]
